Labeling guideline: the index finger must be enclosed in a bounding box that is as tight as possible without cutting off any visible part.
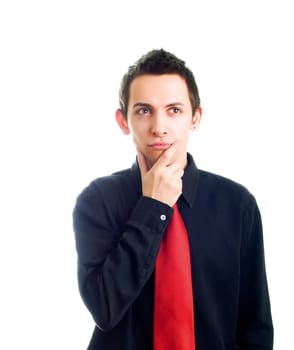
[153,142,178,168]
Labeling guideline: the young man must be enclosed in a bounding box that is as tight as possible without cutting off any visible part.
[73,49,273,349]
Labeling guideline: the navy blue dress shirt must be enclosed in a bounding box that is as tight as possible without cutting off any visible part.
[73,153,273,349]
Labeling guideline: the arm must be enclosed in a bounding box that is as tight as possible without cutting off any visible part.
[73,146,184,332]
[73,188,173,331]
[236,195,274,349]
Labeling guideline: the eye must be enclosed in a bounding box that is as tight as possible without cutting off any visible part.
[136,107,151,115]
[169,107,181,114]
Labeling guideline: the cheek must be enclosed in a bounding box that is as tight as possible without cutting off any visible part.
[176,128,192,148]
[175,123,191,138]
[131,133,143,148]
[129,123,146,141]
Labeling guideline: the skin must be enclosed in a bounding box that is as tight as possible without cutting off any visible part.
[116,74,202,207]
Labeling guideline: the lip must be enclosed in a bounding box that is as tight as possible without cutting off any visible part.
[148,142,172,150]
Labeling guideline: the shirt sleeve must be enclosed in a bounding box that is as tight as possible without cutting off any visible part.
[236,195,274,349]
[73,185,173,331]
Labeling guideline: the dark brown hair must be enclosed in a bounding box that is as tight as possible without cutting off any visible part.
[119,49,201,117]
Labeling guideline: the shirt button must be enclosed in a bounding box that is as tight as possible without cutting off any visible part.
[160,214,166,221]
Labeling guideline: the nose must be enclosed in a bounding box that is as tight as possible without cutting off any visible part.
[150,113,167,137]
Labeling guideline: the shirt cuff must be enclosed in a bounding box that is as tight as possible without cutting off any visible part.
[128,196,174,234]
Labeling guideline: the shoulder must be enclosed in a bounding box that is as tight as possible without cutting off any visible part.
[74,166,141,214]
[197,169,256,208]
[78,168,134,201]
[199,169,248,192]
[73,164,143,233]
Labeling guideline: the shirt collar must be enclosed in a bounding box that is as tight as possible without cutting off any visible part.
[131,152,199,208]
[181,153,199,208]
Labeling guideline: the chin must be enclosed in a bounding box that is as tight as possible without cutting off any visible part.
[145,152,163,169]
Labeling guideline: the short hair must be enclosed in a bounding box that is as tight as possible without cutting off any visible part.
[119,49,201,117]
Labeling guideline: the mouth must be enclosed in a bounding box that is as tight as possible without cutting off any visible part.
[148,142,172,150]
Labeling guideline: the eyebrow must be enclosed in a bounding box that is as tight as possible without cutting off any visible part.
[166,102,185,108]
[132,103,152,109]
[132,102,185,109]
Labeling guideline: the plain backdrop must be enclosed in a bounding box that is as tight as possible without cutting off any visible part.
[0,0,293,349]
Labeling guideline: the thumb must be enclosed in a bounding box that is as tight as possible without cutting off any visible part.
[137,150,148,177]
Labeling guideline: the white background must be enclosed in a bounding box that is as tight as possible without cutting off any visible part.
[0,0,293,348]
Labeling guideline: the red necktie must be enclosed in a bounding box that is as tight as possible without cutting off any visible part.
[154,204,196,350]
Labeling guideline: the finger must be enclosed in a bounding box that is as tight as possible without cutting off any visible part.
[137,150,148,177]
[173,167,184,178]
[163,162,183,176]
[173,168,184,180]
[167,167,184,182]
[153,142,178,169]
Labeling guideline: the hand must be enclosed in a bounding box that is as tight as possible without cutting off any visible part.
[137,144,184,207]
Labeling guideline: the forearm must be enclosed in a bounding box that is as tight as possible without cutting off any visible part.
[74,195,172,331]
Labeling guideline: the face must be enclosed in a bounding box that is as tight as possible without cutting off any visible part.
[116,74,202,169]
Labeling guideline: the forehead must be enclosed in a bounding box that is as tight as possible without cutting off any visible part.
[129,74,190,105]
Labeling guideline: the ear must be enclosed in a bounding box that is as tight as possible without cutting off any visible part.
[115,109,130,135]
[191,107,202,131]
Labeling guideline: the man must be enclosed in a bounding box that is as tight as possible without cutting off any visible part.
[73,49,273,349]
